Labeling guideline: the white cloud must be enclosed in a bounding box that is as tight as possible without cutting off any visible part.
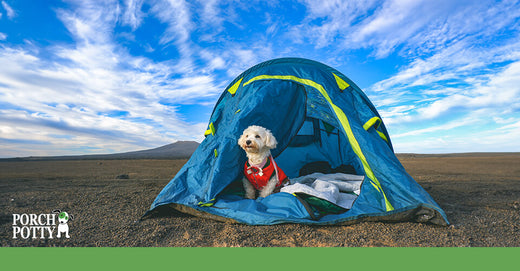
[296,0,520,59]
[120,0,145,30]
[2,0,519,156]
[0,45,211,157]
[377,105,416,125]
[416,61,520,120]
[382,58,520,153]
[150,0,193,46]
[58,0,120,45]
[367,26,520,134]
[351,0,428,57]
[1,1,15,19]
[196,0,225,31]
[393,120,520,153]
[392,117,478,139]
[493,116,518,125]
[294,0,378,48]
[370,34,520,95]
[0,0,234,157]
[371,35,520,153]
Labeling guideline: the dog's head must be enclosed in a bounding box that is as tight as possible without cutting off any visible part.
[238,125,277,154]
[58,212,70,224]
[53,209,73,224]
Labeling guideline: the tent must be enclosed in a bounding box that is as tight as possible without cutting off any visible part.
[145,58,449,226]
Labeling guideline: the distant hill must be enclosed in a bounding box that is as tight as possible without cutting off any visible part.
[102,141,200,159]
[2,141,200,161]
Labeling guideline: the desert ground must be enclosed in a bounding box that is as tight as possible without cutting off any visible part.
[1,153,519,247]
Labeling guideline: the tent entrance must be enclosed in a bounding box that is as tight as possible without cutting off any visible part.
[276,111,367,180]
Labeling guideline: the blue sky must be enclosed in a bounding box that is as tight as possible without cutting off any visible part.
[1,0,520,157]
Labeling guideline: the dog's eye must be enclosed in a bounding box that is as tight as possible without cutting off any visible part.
[255,135,260,138]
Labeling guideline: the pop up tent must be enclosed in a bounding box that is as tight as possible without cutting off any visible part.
[145,58,449,226]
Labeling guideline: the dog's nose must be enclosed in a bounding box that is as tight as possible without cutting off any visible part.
[246,140,251,145]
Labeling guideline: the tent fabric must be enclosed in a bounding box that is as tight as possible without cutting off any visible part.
[147,58,449,226]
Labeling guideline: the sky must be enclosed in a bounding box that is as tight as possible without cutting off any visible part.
[1,0,520,158]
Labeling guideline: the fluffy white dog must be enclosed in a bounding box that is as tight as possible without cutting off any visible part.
[238,125,288,199]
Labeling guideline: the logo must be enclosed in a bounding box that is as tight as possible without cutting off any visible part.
[12,209,74,239]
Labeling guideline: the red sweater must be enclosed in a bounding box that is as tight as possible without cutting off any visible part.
[244,156,288,190]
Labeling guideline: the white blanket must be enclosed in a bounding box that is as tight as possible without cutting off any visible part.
[281,173,364,209]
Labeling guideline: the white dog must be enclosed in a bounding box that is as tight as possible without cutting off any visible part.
[238,125,288,199]
[53,209,73,238]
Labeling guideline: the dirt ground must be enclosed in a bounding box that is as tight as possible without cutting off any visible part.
[1,154,519,247]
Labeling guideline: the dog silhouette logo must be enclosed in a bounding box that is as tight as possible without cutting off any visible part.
[52,209,73,238]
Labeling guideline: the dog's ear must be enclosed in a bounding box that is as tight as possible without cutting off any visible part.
[238,133,246,147]
[69,214,74,221]
[52,209,61,214]
[264,130,277,149]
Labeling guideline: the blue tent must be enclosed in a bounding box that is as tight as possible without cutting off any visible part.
[146,58,449,225]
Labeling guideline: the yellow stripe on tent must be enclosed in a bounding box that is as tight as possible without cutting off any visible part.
[227,78,243,95]
[363,116,388,142]
[377,131,388,142]
[244,75,394,212]
[333,73,350,91]
[198,198,216,207]
[363,116,382,130]
[204,122,215,137]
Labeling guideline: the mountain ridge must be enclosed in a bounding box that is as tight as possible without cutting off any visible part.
[1,141,200,161]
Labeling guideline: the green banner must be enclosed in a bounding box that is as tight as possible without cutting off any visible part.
[2,247,518,270]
